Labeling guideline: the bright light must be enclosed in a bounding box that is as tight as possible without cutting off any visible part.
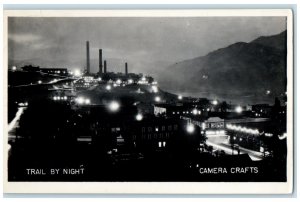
[53,96,57,101]
[113,83,117,87]
[265,133,273,137]
[109,101,120,112]
[38,80,42,84]
[136,114,143,121]
[74,69,81,77]
[155,96,161,102]
[116,79,122,84]
[85,99,90,104]
[212,100,218,105]
[192,109,198,115]
[266,90,271,95]
[142,77,146,81]
[12,66,17,71]
[106,85,112,90]
[76,97,85,104]
[235,106,243,113]
[279,133,287,140]
[128,79,133,84]
[98,77,102,81]
[152,86,158,93]
[178,95,183,100]
[64,96,67,100]
[187,124,195,133]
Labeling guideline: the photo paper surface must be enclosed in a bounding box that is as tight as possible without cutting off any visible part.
[3,9,293,194]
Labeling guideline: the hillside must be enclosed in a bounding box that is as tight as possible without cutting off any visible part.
[160,31,287,104]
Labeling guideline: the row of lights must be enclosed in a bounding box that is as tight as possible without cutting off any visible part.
[226,124,259,135]
[53,96,67,101]
[205,130,225,135]
[75,97,90,105]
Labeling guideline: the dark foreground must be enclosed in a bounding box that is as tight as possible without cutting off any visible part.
[8,141,286,182]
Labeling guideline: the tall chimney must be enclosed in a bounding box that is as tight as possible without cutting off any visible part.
[86,41,90,74]
[99,49,103,74]
[104,60,107,73]
[125,62,128,75]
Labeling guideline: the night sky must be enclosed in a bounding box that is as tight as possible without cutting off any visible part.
[8,17,286,77]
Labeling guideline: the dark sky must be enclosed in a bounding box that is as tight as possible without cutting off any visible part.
[8,17,286,76]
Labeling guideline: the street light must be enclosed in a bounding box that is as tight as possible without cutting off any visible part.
[116,79,122,84]
[136,114,143,121]
[109,101,120,112]
[106,85,112,91]
[187,124,195,134]
[192,109,198,115]
[235,106,243,113]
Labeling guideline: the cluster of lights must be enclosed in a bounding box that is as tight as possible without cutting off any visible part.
[74,69,81,77]
[205,130,225,135]
[18,102,28,107]
[75,97,90,105]
[53,96,68,101]
[212,100,218,105]
[192,109,201,115]
[152,86,158,93]
[226,124,259,135]
[138,77,149,85]
[255,113,262,117]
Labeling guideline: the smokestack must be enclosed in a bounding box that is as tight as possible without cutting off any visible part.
[104,60,107,73]
[86,41,90,74]
[99,49,103,74]
[125,62,128,75]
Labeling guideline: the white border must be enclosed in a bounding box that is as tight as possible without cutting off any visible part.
[3,9,294,194]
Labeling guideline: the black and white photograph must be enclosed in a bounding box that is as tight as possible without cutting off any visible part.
[4,9,293,194]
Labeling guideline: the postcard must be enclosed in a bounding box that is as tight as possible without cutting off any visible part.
[3,9,293,194]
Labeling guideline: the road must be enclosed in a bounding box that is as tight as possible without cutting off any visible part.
[8,107,26,142]
[206,140,264,161]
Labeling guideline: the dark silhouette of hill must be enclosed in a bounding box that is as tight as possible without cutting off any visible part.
[161,30,287,104]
